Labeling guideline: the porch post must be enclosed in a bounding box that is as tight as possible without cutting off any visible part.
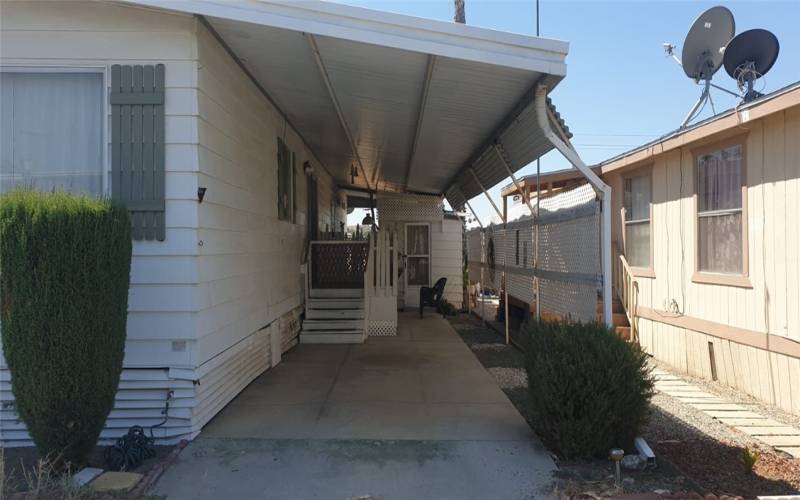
[469,168,509,344]
[534,85,613,329]
[465,200,485,324]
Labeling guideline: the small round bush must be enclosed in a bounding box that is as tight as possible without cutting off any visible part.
[522,320,654,459]
[0,191,132,466]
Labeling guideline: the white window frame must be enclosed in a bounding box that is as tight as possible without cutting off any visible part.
[622,167,653,276]
[0,65,110,197]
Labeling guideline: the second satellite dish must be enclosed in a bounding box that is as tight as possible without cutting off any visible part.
[723,29,779,102]
[681,6,735,81]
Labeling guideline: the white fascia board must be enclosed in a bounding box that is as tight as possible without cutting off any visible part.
[120,0,568,76]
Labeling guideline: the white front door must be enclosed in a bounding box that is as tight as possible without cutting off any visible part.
[404,223,431,308]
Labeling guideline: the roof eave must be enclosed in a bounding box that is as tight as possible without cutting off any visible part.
[120,0,568,76]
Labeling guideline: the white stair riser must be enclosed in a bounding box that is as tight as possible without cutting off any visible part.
[306,309,364,320]
[302,319,363,330]
[307,300,364,309]
[310,289,364,299]
[300,333,365,344]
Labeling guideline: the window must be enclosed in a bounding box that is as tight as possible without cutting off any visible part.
[0,71,104,196]
[276,137,295,222]
[696,143,744,275]
[623,172,651,269]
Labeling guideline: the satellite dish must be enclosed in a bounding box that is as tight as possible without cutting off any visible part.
[723,28,779,101]
[681,6,735,81]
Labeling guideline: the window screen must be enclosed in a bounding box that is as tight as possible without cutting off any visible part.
[1,72,103,196]
[697,144,743,274]
[623,173,651,268]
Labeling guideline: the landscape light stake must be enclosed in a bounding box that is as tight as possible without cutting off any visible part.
[610,448,624,488]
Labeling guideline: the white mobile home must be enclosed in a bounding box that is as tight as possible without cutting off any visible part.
[0,0,597,445]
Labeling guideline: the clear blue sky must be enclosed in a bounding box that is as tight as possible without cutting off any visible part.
[339,0,800,220]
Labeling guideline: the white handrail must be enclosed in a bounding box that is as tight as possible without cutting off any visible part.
[614,243,639,343]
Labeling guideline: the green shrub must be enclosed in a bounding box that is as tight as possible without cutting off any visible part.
[0,191,132,466]
[522,320,654,459]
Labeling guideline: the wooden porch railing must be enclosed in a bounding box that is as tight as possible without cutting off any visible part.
[614,243,639,343]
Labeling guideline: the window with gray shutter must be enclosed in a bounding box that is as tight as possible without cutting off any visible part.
[277,137,295,222]
[111,64,165,241]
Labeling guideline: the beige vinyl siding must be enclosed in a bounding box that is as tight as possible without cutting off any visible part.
[609,103,800,414]
[0,1,202,444]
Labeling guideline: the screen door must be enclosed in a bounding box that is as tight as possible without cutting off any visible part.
[404,223,430,307]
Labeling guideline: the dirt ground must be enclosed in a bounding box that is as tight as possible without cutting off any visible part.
[447,313,800,499]
[2,443,173,496]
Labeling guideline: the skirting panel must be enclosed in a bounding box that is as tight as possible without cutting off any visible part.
[368,321,398,336]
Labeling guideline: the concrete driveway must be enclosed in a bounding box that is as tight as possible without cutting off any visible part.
[154,312,555,499]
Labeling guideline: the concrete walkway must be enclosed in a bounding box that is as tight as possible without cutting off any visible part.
[154,312,555,499]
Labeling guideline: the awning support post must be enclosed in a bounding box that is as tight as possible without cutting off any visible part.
[493,142,536,216]
[469,168,504,222]
[469,168,509,344]
[465,199,485,324]
[534,84,613,329]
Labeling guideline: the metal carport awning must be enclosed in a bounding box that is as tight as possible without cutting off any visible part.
[123,0,572,205]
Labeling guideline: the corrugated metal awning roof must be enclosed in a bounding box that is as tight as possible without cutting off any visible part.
[124,0,572,208]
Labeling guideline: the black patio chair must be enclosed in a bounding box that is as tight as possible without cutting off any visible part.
[419,277,447,318]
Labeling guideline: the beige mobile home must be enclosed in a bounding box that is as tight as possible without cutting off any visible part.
[602,83,800,416]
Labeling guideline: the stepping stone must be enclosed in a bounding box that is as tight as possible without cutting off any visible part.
[91,472,143,493]
[706,410,764,419]
[720,417,786,427]
[690,403,748,411]
[735,426,800,436]
[665,391,717,399]
[72,467,103,487]
[759,435,800,447]
[775,446,800,458]
[675,398,726,404]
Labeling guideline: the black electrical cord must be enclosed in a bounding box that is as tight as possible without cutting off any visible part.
[104,390,172,471]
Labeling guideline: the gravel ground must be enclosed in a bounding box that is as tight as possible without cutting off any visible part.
[651,359,800,430]
[447,314,694,497]
[448,313,800,498]
[644,362,800,496]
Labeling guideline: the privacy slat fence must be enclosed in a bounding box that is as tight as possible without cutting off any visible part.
[111,64,166,241]
[467,184,601,324]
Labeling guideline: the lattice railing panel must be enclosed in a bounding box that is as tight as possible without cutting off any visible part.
[310,242,369,289]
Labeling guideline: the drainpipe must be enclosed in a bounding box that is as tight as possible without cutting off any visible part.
[534,85,613,329]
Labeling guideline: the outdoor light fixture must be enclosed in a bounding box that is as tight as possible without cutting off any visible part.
[610,448,624,488]
[197,187,207,203]
[303,161,314,176]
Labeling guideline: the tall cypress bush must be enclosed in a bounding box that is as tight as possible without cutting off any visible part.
[523,320,654,459]
[0,191,132,466]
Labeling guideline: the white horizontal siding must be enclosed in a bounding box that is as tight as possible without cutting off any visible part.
[0,2,205,446]
[0,367,196,447]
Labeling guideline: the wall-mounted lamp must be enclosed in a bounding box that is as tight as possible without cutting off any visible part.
[197,187,207,203]
[303,161,314,176]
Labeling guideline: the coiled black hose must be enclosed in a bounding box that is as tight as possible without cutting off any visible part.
[104,425,156,471]
[104,390,172,471]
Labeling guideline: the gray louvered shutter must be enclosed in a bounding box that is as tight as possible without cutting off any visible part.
[111,64,166,241]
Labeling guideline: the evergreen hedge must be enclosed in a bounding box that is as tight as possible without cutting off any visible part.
[0,191,132,466]
[522,320,654,459]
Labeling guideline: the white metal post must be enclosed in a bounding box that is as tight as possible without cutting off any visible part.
[534,85,613,328]
[470,170,510,343]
